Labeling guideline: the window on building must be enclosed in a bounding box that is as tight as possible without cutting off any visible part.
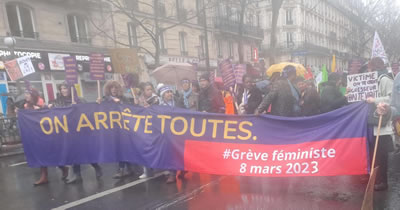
[228,41,234,58]
[127,23,138,47]
[179,32,187,56]
[157,0,166,17]
[159,30,166,50]
[196,0,205,24]
[6,3,37,38]
[124,0,138,11]
[286,9,293,25]
[217,40,223,57]
[286,32,293,48]
[199,35,205,58]
[67,14,90,43]
[176,0,186,21]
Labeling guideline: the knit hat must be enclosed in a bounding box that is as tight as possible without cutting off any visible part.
[157,84,173,97]
[199,73,210,82]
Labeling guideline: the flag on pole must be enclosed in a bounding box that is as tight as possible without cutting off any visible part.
[233,64,246,84]
[371,31,388,64]
[331,54,336,72]
[322,64,328,83]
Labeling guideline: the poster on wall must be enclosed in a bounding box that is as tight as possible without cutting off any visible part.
[48,53,70,70]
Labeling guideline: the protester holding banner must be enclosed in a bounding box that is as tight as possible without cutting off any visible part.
[22,87,69,186]
[365,57,394,191]
[50,83,103,184]
[178,79,199,111]
[198,73,225,113]
[296,79,321,116]
[157,83,184,183]
[137,82,158,179]
[255,65,300,116]
[98,81,136,179]
[237,74,263,115]
[320,72,348,113]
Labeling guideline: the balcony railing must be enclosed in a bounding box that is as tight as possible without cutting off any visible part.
[214,17,264,39]
[7,31,39,39]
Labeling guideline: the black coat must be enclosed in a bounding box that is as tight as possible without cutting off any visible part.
[198,85,225,113]
[256,79,297,117]
[320,82,347,113]
[237,86,263,114]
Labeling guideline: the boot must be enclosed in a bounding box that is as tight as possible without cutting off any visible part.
[92,164,103,178]
[113,168,125,179]
[60,166,69,181]
[166,175,176,184]
[66,172,82,184]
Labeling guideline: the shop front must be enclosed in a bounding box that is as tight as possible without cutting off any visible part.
[0,48,114,115]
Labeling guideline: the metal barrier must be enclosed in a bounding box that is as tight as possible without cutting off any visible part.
[0,117,21,147]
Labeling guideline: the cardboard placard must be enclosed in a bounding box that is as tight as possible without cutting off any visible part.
[347,72,378,103]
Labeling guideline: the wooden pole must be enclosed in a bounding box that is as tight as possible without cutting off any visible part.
[97,80,101,101]
[71,86,75,104]
[361,114,383,210]
[371,115,383,171]
[130,88,138,104]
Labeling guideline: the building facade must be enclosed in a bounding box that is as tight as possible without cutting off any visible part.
[0,0,264,115]
[258,0,369,72]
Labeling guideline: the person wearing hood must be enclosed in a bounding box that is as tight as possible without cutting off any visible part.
[157,84,183,184]
[255,65,300,117]
[198,73,225,113]
[137,82,158,179]
[98,81,135,179]
[365,57,394,191]
[319,72,348,113]
[50,83,103,184]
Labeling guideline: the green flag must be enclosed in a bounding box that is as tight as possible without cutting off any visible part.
[322,64,328,83]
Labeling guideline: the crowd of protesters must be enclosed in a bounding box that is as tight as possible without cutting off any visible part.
[10,56,399,190]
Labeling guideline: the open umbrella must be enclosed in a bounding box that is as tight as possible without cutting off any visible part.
[266,62,306,77]
[151,62,196,85]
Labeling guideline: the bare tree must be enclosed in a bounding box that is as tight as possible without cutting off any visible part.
[269,0,284,65]
[91,0,217,68]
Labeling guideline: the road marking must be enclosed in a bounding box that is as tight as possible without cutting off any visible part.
[52,171,168,210]
[9,161,27,167]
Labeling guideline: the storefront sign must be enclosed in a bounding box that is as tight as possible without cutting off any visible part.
[90,53,105,80]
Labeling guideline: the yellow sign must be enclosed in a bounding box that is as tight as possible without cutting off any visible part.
[110,48,139,74]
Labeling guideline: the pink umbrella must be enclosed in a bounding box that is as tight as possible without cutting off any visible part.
[151,62,197,85]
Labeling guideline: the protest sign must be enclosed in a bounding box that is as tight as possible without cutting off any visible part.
[4,59,23,81]
[90,53,105,80]
[110,48,139,74]
[17,56,35,77]
[63,56,78,85]
[347,72,378,103]
[19,102,369,177]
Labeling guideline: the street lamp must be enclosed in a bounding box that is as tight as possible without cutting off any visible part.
[3,37,16,60]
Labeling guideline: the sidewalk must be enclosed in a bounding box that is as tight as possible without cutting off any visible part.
[0,143,24,158]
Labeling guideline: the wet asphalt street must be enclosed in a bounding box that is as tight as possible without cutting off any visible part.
[0,153,399,210]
